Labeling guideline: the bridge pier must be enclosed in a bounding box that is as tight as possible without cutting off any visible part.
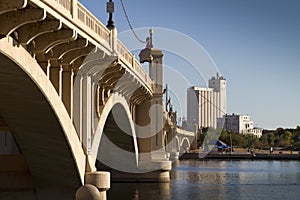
[82,171,110,200]
[169,152,180,161]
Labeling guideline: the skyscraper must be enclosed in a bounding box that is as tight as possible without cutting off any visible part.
[187,73,226,129]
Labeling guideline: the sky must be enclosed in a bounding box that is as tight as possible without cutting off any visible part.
[79,0,300,130]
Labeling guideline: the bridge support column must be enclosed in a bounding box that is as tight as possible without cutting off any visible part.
[82,75,92,154]
[49,59,62,97]
[39,61,50,78]
[166,128,180,161]
[35,53,50,78]
[73,73,83,141]
[62,65,74,118]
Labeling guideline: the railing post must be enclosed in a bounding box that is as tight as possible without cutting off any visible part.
[111,28,117,55]
[71,0,77,18]
[132,54,135,69]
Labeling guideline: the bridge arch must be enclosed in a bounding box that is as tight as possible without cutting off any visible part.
[180,137,191,153]
[91,93,139,173]
[174,135,180,152]
[0,38,85,197]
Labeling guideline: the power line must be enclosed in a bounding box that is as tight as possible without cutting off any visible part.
[119,0,147,44]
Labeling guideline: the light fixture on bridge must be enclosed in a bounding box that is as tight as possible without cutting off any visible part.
[106,0,115,30]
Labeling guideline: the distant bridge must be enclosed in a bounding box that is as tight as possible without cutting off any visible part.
[0,0,195,199]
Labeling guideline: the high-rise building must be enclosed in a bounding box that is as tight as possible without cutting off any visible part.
[208,73,226,117]
[187,73,226,129]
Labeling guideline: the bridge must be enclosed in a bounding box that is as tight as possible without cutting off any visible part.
[0,0,196,199]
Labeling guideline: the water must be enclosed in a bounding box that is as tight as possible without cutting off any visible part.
[107,160,300,200]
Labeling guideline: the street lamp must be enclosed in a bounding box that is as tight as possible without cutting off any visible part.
[229,130,233,154]
[106,0,115,30]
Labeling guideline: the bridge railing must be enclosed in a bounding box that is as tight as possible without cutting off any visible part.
[56,0,71,11]
[76,2,110,44]
[176,128,195,137]
[117,40,153,89]
[38,0,153,91]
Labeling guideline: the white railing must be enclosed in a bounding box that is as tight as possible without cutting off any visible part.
[55,0,71,11]
[41,0,72,14]
[117,41,132,64]
[37,0,153,91]
[176,128,195,137]
[77,2,110,42]
[117,40,153,89]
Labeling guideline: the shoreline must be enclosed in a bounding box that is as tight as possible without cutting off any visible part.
[179,152,300,161]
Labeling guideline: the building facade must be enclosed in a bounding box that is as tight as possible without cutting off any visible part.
[218,113,262,138]
[187,73,226,129]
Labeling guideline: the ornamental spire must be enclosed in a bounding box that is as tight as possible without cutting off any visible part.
[146,28,153,49]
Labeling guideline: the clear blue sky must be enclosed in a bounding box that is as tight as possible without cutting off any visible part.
[80,0,300,130]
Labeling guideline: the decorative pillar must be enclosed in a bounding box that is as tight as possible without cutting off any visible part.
[139,29,164,153]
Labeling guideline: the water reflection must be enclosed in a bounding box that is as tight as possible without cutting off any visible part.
[108,182,170,200]
[107,160,300,200]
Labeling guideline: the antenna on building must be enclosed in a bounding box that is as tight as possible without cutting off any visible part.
[106,0,115,30]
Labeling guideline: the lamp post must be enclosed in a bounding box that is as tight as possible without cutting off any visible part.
[106,0,115,30]
[229,130,233,154]
[194,123,198,149]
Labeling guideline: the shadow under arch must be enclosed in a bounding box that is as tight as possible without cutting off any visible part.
[91,93,139,173]
[0,39,85,198]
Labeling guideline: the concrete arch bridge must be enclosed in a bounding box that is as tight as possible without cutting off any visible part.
[0,0,196,199]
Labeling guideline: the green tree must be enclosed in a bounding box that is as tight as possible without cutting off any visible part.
[278,139,291,148]
[283,130,293,141]
[292,126,300,142]
[267,133,275,147]
[253,140,264,149]
[260,134,269,147]
[293,141,300,150]
[219,129,230,145]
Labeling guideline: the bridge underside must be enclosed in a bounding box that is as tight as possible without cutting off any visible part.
[0,44,84,199]
[97,103,138,172]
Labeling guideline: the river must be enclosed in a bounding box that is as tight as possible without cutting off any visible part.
[107,160,300,200]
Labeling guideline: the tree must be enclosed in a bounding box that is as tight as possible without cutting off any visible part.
[292,126,300,142]
[293,141,300,150]
[278,139,291,148]
[267,133,275,147]
[219,129,230,144]
[283,130,293,141]
[253,140,264,149]
[260,134,269,147]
